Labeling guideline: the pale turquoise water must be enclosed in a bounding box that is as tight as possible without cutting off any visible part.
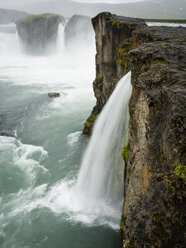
[0,24,122,248]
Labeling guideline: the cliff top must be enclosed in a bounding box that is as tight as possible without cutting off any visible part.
[92,12,146,28]
[16,13,65,25]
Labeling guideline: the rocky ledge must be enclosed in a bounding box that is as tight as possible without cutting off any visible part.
[16,13,65,54]
[85,12,186,247]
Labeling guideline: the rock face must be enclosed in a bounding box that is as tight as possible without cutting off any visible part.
[65,15,93,47]
[0,9,29,24]
[87,12,186,247]
[123,26,186,247]
[82,12,146,135]
[16,13,65,54]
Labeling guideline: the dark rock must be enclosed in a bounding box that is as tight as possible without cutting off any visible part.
[48,92,60,98]
[16,13,65,54]
[123,26,186,247]
[85,11,186,247]
[82,12,146,135]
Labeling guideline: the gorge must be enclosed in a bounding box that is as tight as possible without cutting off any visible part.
[0,9,185,248]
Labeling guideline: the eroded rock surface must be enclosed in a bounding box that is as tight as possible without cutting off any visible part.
[123,26,186,248]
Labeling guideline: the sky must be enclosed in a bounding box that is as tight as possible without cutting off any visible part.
[0,0,146,7]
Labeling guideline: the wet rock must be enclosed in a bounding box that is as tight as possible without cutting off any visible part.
[16,13,65,54]
[48,92,60,98]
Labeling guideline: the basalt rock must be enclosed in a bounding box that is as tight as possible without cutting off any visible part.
[86,12,186,247]
[83,12,146,135]
[123,26,186,248]
[16,13,65,54]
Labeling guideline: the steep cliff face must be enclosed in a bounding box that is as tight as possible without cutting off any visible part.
[83,12,146,135]
[16,13,65,54]
[87,12,186,247]
[123,26,186,247]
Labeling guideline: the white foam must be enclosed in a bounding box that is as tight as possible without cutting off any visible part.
[0,136,48,184]
[67,131,81,146]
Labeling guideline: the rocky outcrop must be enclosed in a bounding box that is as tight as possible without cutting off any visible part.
[123,26,186,247]
[65,15,93,47]
[86,12,186,247]
[0,9,29,24]
[83,12,146,135]
[16,13,65,54]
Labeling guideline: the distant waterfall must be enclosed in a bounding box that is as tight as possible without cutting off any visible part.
[57,23,65,53]
[0,25,21,55]
[76,72,132,203]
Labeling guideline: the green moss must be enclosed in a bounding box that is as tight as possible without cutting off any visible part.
[114,40,131,72]
[93,76,103,89]
[173,162,186,181]
[122,145,129,164]
[142,58,168,72]
[112,21,125,30]
[124,241,135,248]
[16,13,61,24]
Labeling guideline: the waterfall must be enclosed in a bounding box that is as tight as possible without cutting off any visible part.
[0,25,21,55]
[56,23,65,53]
[76,72,132,203]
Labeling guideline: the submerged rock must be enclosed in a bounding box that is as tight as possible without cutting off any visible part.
[48,92,60,98]
[16,13,65,54]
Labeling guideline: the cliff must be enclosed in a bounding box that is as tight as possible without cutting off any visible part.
[16,13,65,54]
[83,12,146,135]
[87,12,186,247]
[0,9,29,24]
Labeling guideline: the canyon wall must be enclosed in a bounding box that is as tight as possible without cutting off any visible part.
[87,12,186,247]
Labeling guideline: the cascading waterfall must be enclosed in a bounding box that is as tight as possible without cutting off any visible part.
[0,27,20,55]
[76,72,132,203]
[57,23,66,53]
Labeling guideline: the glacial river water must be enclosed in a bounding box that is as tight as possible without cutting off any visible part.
[0,23,123,248]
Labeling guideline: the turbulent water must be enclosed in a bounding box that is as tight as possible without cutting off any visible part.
[0,22,125,248]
